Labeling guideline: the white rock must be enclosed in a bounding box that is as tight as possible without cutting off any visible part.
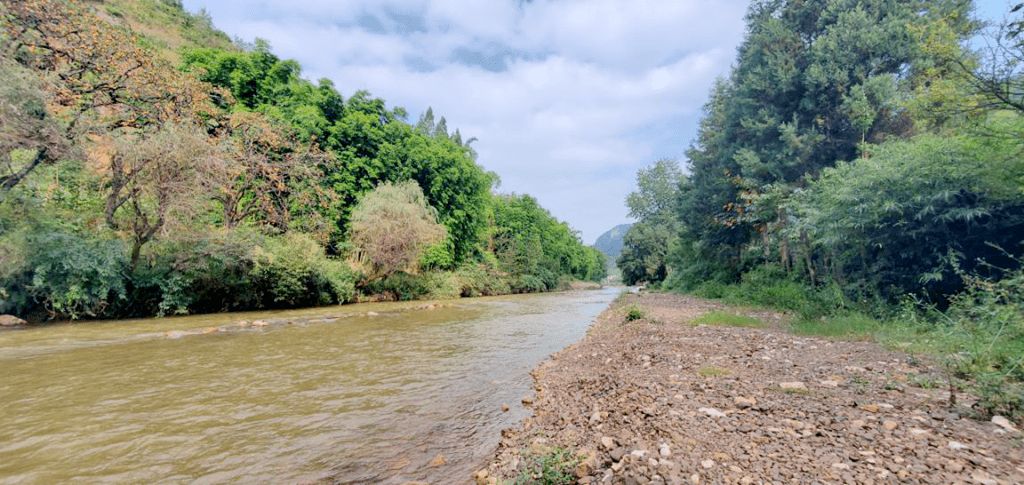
[659,443,671,457]
[992,416,1019,433]
[948,441,968,450]
[779,382,806,390]
[699,407,727,418]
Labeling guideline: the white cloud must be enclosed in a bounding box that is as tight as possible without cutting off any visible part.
[181,0,748,243]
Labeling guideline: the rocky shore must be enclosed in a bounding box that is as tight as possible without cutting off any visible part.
[478,292,1024,484]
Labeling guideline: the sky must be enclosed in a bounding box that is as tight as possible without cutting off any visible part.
[180,0,1014,245]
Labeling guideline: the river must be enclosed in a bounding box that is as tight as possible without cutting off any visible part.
[0,287,621,484]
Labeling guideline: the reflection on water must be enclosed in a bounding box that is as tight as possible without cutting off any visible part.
[0,287,621,484]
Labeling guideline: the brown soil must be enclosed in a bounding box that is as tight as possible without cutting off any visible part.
[477,292,1024,484]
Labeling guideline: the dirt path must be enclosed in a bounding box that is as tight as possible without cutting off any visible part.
[478,292,1024,484]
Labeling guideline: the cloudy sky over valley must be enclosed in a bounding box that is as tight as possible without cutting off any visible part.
[181,0,1010,244]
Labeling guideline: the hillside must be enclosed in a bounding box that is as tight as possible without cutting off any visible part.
[92,0,237,62]
[594,223,632,262]
[0,0,606,322]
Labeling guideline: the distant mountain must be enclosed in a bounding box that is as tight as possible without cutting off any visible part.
[594,223,632,261]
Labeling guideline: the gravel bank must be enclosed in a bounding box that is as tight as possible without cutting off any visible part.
[478,292,1024,484]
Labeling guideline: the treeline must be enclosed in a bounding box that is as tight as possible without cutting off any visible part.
[0,0,605,321]
[620,0,1024,417]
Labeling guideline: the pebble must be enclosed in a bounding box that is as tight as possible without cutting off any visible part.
[734,397,756,409]
[993,416,1019,433]
[478,294,1023,485]
[428,454,447,467]
[699,407,726,418]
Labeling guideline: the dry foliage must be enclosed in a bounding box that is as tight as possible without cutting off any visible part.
[349,180,446,280]
[0,0,222,191]
[209,112,331,232]
[105,122,219,268]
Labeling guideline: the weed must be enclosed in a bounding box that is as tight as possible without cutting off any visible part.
[691,311,764,328]
[883,374,904,391]
[789,313,880,340]
[512,447,579,485]
[624,304,646,322]
[698,366,731,377]
[849,374,869,395]
[784,387,813,395]
[907,372,942,389]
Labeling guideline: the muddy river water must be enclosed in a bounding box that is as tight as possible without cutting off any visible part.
[0,287,621,484]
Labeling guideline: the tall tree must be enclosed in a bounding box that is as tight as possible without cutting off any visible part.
[669,0,977,288]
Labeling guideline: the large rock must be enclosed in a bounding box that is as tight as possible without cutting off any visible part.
[0,315,27,326]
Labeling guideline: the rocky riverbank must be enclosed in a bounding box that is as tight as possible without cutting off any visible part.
[478,292,1024,484]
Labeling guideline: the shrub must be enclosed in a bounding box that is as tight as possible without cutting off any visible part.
[425,271,462,299]
[363,271,432,301]
[508,274,548,294]
[735,265,848,319]
[513,447,579,485]
[251,232,357,306]
[887,264,1024,419]
[624,304,646,322]
[21,231,128,319]
[454,264,509,297]
[131,229,357,316]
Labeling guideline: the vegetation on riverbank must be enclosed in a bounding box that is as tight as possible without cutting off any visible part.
[0,0,605,322]
[617,0,1024,420]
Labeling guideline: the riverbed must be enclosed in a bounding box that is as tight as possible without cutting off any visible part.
[0,287,621,484]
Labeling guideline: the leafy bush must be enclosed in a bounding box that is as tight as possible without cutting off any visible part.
[424,271,462,299]
[886,264,1024,419]
[251,232,357,306]
[17,231,128,319]
[624,304,646,322]
[734,265,848,319]
[131,229,356,316]
[454,264,510,297]
[508,274,548,294]
[363,271,432,301]
[513,447,579,485]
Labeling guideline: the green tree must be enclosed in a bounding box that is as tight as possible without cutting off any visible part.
[618,158,683,286]
[669,0,977,289]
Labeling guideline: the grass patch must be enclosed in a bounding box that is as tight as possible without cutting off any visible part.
[698,366,731,377]
[788,312,881,340]
[512,446,579,485]
[691,311,764,328]
[624,303,646,322]
[784,387,814,395]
